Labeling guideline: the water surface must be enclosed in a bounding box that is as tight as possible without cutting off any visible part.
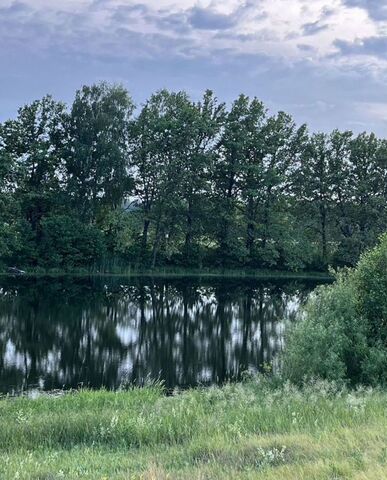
[0,276,325,394]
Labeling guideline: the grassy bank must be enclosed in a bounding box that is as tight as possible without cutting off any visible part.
[1,380,386,479]
[0,267,333,281]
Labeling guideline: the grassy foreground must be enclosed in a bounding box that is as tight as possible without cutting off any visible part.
[0,380,386,480]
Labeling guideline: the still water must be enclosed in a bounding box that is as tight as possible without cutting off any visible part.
[0,276,326,394]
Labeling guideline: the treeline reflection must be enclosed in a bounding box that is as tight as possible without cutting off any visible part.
[0,277,320,393]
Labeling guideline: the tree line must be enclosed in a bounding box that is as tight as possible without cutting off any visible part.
[0,82,386,271]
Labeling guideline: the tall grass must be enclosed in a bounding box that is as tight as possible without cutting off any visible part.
[0,379,386,479]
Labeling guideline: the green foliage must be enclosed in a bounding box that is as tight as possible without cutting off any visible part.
[39,215,105,268]
[354,232,387,343]
[283,273,364,384]
[0,83,386,271]
[67,82,134,221]
[0,381,386,479]
[283,234,387,386]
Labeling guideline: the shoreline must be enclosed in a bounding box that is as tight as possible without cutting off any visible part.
[0,268,334,281]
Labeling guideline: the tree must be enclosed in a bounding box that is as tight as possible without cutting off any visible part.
[0,85,386,272]
[130,90,225,267]
[0,96,68,264]
[347,133,387,257]
[179,91,225,265]
[0,130,19,261]
[241,112,307,267]
[130,90,182,265]
[212,95,266,266]
[295,132,335,268]
[66,82,134,222]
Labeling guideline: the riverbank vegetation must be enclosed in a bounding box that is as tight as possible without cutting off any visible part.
[1,380,386,479]
[1,83,386,272]
[0,235,386,479]
[283,233,387,387]
[0,266,333,280]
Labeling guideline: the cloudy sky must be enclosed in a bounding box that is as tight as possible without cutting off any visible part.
[1,0,387,134]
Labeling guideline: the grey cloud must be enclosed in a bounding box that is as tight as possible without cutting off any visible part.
[335,36,387,59]
[187,7,237,30]
[186,2,259,31]
[110,4,150,23]
[0,1,192,61]
[0,1,31,15]
[297,44,316,52]
[343,0,387,20]
[302,20,328,36]
[152,10,190,33]
[1,0,387,138]
[109,4,190,34]
[320,7,336,18]
[109,3,241,34]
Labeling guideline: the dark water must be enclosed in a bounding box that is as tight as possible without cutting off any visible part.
[0,276,326,394]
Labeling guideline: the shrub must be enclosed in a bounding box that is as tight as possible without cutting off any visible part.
[39,215,106,268]
[282,272,367,384]
[283,234,387,386]
[354,232,387,343]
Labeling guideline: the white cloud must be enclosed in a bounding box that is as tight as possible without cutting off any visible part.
[2,0,382,65]
[1,0,387,134]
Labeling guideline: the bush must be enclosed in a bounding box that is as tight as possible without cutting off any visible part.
[282,272,367,384]
[283,234,387,386]
[39,215,106,268]
[354,232,387,343]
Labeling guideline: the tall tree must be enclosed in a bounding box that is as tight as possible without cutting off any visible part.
[179,90,225,264]
[296,132,334,268]
[67,83,134,222]
[327,129,354,265]
[0,96,68,263]
[213,95,266,265]
[348,133,387,255]
[241,112,306,267]
[130,90,184,264]
[0,125,19,260]
[130,90,225,266]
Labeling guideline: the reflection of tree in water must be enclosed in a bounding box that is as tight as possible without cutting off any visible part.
[0,280,128,393]
[0,277,318,393]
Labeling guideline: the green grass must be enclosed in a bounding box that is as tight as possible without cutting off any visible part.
[0,380,386,479]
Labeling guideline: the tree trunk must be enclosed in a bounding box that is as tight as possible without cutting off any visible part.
[141,218,150,261]
[261,189,272,255]
[320,202,327,266]
[246,197,255,259]
[184,198,193,256]
[262,206,269,251]
[151,216,162,269]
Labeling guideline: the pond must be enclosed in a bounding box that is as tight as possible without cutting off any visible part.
[0,276,328,394]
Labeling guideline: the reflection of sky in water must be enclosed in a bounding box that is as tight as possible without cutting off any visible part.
[0,278,323,393]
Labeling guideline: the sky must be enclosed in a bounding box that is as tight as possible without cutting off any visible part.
[1,0,387,135]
